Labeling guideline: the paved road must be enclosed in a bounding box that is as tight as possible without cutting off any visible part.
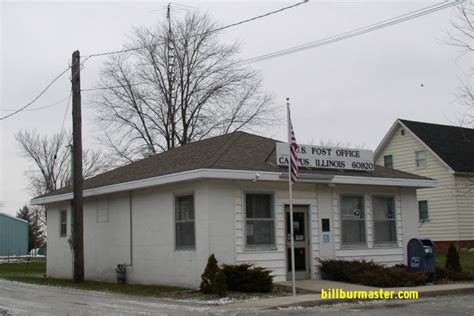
[0,279,217,315]
[263,295,474,316]
[1,279,474,315]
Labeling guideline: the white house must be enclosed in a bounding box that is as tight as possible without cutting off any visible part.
[375,119,474,250]
[32,131,436,288]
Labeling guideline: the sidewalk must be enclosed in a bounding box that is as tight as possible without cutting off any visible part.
[275,279,378,293]
[229,280,474,309]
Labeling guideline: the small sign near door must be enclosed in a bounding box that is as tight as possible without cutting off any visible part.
[323,234,330,243]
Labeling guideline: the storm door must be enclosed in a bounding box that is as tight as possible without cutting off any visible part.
[285,205,310,280]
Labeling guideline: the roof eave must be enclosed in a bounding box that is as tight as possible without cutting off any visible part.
[31,168,437,205]
[374,119,401,160]
[453,171,474,177]
[0,212,29,224]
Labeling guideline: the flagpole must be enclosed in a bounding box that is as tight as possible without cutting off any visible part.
[287,98,297,296]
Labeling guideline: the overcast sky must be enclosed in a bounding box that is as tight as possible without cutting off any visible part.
[0,0,470,216]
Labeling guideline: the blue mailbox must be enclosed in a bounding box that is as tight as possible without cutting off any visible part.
[407,238,436,277]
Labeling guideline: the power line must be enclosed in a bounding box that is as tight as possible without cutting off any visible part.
[81,1,462,92]
[205,0,309,35]
[59,90,73,139]
[240,1,462,64]
[150,2,197,13]
[0,95,70,112]
[1,1,462,118]
[82,83,145,92]
[83,0,309,58]
[2,1,306,117]
[0,56,93,121]
[0,66,71,121]
[171,3,198,10]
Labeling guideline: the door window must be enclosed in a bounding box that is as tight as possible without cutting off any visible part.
[286,212,305,241]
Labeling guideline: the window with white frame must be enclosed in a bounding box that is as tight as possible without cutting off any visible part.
[60,210,67,237]
[96,197,109,223]
[245,193,275,247]
[175,195,195,249]
[415,150,426,168]
[418,200,429,222]
[340,195,366,247]
[372,196,397,246]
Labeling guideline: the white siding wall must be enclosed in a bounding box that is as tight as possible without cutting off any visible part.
[231,181,417,280]
[45,179,420,287]
[316,185,335,260]
[375,124,459,241]
[232,181,319,282]
[401,187,420,264]
[332,184,405,265]
[83,192,131,282]
[47,181,228,288]
[207,180,237,264]
[122,181,211,288]
[46,202,73,278]
[454,176,474,241]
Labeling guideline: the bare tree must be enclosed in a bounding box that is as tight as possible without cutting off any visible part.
[456,73,474,127]
[15,130,109,197]
[444,1,474,125]
[95,11,276,163]
[15,130,108,237]
[307,138,366,149]
[444,1,473,54]
[17,205,46,252]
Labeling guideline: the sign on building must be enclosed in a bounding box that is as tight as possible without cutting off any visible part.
[276,142,374,171]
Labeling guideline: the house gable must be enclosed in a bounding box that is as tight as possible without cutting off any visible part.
[375,122,453,175]
[375,122,459,241]
[375,120,454,173]
[399,119,474,173]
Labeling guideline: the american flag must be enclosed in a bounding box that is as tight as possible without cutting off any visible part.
[289,114,299,184]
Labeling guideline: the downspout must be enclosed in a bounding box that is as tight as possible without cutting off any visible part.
[128,191,133,266]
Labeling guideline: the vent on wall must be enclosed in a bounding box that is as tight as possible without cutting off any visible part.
[97,197,109,223]
[401,129,405,136]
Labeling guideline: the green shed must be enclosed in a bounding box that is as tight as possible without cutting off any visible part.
[0,212,29,257]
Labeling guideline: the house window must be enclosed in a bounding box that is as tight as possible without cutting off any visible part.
[419,200,429,222]
[245,193,275,247]
[415,150,426,169]
[372,196,397,246]
[340,195,366,247]
[96,197,109,223]
[175,195,195,249]
[384,155,393,169]
[60,210,67,237]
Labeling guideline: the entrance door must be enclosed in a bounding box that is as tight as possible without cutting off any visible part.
[285,205,310,280]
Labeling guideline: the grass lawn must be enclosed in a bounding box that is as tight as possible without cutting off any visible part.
[436,249,474,275]
[0,261,286,301]
[0,261,186,297]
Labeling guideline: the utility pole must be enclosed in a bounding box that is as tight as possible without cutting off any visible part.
[71,50,84,283]
[167,3,176,148]
[34,208,37,256]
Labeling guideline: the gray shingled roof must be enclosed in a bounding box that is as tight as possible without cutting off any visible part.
[38,131,431,199]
